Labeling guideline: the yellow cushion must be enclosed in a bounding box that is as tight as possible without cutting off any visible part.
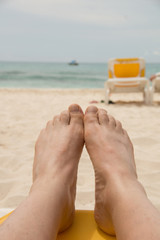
[0,211,13,224]
[114,63,140,78]
[115,58,139,62]
[140,69,145,77]
[58,210,115,240]
[0,210,116,240]
[108,70,113,78]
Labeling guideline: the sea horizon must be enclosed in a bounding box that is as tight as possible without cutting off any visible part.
[0,61,160,89]
[0,60,160,64]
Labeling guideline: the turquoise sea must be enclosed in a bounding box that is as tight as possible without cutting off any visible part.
[0,62,160,88]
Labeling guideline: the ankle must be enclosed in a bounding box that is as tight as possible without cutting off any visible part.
[104,176,146,212]
[33,165,77,187]
[30,175,67,195]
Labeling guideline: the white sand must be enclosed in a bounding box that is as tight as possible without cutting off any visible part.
[0,88,160,215]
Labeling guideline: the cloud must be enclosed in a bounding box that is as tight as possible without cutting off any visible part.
[153,50,160,56]
[5,0,159,29]
[6,0,127,26]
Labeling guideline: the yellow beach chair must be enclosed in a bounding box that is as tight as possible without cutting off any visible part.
[104,58,150,104]
[150,72,160,104]
[0,210,116,240]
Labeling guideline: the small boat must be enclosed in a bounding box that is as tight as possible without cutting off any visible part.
[68,60,79,66]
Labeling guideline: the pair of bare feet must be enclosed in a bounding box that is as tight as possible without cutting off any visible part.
[1,103,160,240]
[33,104,138,236]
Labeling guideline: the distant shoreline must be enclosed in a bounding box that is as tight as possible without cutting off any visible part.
[0,60,160,64]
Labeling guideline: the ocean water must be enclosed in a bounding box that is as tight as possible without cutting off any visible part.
[0,61,160,88]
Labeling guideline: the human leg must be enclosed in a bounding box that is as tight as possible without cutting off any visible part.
[84,106,160,240]
[0,104,84,240]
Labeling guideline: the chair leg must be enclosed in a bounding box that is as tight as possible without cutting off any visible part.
[143,89,149,105]
[105,89,110,104]
[149,87,153,105]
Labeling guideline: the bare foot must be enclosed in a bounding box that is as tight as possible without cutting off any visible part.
[84,106,137,235]
[32,104,84,232]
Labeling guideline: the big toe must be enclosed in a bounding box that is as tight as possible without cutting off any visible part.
[84,106,99,125]
[69,104,84,125]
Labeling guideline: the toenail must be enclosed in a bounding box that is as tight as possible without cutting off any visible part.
[99,109,107,114]
[69,104,81,112]
[85,106,98,113]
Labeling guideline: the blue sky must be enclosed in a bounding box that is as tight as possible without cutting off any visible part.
[0,0,160,62]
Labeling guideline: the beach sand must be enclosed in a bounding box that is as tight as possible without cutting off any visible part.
[0,88,160,215]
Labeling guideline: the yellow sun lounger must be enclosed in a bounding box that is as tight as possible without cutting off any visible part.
[105,58,150,104]
[0,210,116,240]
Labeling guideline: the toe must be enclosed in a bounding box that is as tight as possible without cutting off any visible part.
[46,120,54,131]
[84,106,99,125]
[98,109,109,125]
[115,120,123,133]
[68,104,84,125]
[60,110,70,125]
[108,115,116,128]
[53,115,60,125]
